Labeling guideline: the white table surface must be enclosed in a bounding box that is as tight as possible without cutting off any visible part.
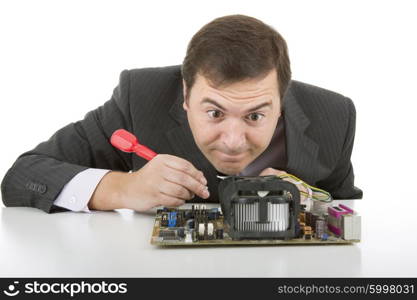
[1,198,416,277]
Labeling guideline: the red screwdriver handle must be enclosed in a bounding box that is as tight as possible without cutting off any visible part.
[110,129,157,161]
[132,144,157,161]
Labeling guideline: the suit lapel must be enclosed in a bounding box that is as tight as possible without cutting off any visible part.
[283,85,321,184]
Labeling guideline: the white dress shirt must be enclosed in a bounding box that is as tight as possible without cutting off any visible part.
[53,168,110,212]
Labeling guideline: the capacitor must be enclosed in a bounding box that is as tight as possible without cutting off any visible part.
[198,223,205,237]
[185,232,193,243]
[207,223,214,236]
[315,218,326,239]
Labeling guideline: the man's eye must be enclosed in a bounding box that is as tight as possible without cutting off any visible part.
[207,110,223,119]
[246,113,264,122]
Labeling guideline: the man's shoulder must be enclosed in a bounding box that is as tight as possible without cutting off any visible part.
[287,80,354,119]
[289,80,351,105]
[124,65,182,85]
[118,65,183,109]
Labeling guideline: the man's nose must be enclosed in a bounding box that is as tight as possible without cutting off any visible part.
[220,119,246,153]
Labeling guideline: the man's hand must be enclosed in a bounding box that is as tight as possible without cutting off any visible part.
[89,154,209,212]
[259,167,288,177]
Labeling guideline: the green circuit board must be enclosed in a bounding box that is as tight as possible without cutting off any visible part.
[150,205,360,247]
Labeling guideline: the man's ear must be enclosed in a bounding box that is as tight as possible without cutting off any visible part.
[182,79,189,111]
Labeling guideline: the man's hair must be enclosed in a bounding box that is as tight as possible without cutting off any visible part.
[181,14,291,104]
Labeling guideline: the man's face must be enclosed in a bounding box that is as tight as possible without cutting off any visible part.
[183,69,281,175]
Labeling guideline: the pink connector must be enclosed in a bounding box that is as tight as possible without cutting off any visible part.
[327,204,354,236]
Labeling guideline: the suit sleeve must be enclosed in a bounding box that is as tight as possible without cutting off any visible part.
[317,97,363,199]
[1,70,134,213]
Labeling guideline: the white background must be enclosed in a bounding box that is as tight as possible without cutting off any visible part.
[1,0,417,277]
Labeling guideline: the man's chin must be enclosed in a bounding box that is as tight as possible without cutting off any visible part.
[213,163,245,176]
[204,153,250,175]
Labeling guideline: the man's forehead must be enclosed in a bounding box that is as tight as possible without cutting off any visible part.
[196,69,278,89]
[193,70,279,104]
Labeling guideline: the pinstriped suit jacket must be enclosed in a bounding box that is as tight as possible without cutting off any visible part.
[1,65,363,213]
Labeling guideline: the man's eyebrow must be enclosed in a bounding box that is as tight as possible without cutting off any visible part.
[201,98,226,110]
[245,102,272,113]
[201,97,272,113]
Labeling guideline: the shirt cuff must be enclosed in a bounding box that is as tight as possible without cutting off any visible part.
[53,168,111,212]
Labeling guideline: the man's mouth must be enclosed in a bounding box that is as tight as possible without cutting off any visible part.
[214,150,246,162]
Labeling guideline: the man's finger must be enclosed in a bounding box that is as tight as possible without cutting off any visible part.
[158,181,194,200]
[163,155,207,185]
[259,167,287,177]
[162,168,209,199]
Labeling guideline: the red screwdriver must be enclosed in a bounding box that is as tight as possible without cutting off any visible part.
[110,129,157,161]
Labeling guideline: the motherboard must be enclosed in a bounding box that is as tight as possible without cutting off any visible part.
[150,175,361,246]
[150,204,361,246]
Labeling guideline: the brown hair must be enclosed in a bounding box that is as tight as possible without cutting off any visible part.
[182,14,291,104]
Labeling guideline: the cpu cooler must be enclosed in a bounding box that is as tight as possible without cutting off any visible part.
[218,175,300,240]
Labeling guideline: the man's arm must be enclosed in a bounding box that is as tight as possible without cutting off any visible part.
[317,97,363,199]
[1,70,134,213]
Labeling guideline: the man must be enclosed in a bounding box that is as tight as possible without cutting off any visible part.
[1,15,363,214]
